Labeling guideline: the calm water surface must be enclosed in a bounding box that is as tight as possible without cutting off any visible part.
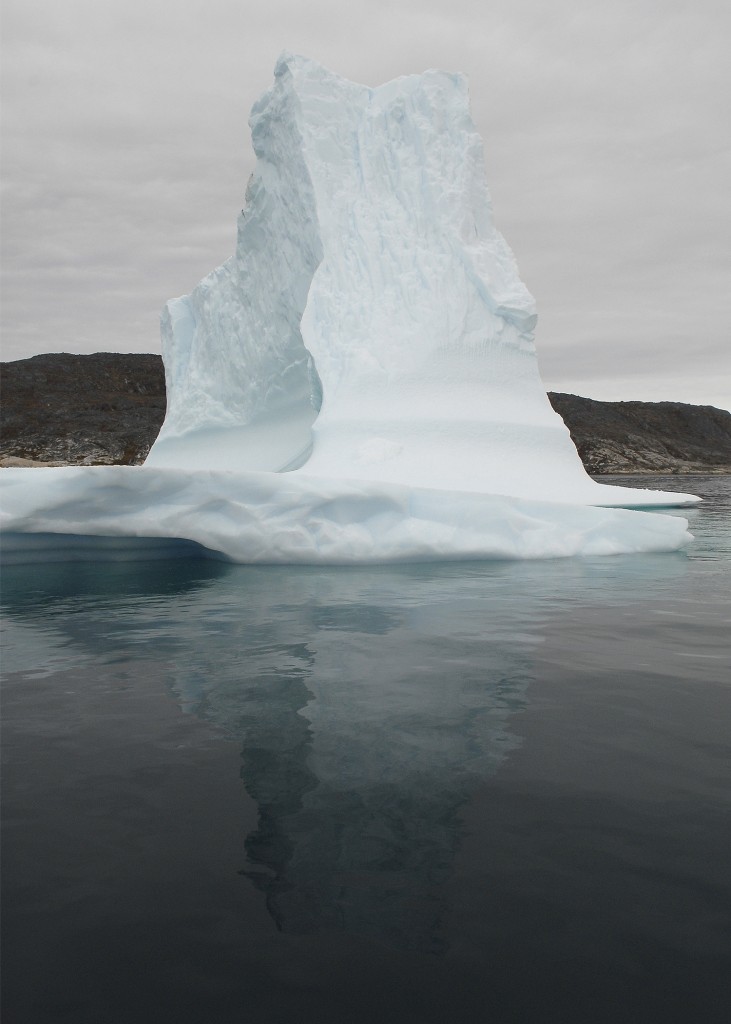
[2,475,730,1023]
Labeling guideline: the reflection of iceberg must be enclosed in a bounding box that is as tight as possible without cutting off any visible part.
[2,555,694,949]
[164,567,531,951]
[0,559,537,952]
[235,664,528,951]
[0,56,697,565]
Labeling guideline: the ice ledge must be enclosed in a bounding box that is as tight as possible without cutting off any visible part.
[0,467,692,565]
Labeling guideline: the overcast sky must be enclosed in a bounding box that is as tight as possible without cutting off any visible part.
[2,0,730,409]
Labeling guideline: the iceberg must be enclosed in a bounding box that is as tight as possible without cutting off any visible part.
[0,55,698,565]
[145,54,696,510]
[0,465,693,564]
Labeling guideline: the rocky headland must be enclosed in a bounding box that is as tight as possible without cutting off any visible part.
[1,353,166,467]
[1,352,729,474]
[546,392,731,474]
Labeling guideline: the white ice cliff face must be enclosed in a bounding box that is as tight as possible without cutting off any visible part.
[145,53,696,510]
[147,59,324,473]
[0,56,698,564]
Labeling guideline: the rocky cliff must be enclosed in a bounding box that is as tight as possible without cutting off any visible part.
[1,353,165,465]
[547,392,731,474]
[1,353,729,473]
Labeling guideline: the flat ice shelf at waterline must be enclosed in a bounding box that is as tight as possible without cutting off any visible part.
[0,55,698,565]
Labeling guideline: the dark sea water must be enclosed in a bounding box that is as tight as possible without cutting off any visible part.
[2,474,730,1024]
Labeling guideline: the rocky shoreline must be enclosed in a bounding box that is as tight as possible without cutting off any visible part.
[1,353,729,474]
[546,392,731,475]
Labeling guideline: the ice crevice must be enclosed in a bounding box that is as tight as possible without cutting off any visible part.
[0,54,698,565]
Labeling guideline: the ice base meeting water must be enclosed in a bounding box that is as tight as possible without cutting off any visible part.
[2,475,730,1023]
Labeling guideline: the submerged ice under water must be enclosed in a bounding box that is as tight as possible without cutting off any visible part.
[2,476,730,1022]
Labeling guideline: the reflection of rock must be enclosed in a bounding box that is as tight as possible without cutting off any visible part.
[166,569,531,952]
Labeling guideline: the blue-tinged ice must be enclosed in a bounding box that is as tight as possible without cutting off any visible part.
[0,55,698,564]
[146,53,697,511]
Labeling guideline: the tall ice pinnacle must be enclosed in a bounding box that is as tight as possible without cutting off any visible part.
[146,54,697,509]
